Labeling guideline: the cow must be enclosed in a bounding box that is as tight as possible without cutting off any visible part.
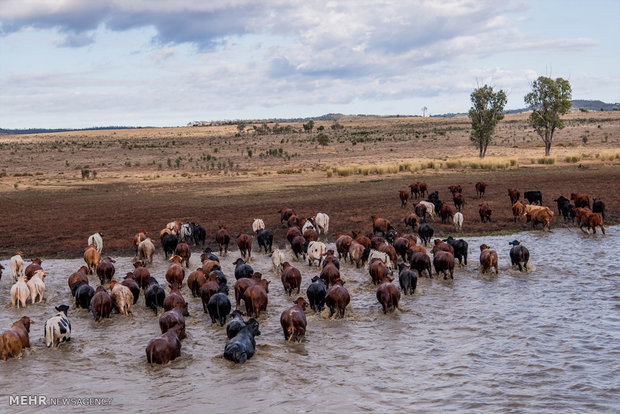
[1,316,33,360]
[109,280,133,316]
[592,198,606,220]
[256,229,273,254]
[234,277,268,308]
[200,274,222,309]
[133,261,151,289]
[121,274,140,304]
[279,207,296,224]
[165,255,186,286]
[24,258,43,281]
[414,203,427,221]
[159,306,186,339]
[367,249,394,275]
[207,286,232,326]
[453,193,465,212]
[320,261,341,288]
[161,233,178,260]
[433,251,455,280]
[44,305,71,348]
[187,268,207,297]
[281,262,302,295]
[417,201,437,221]
[226,310,246,340]
[74,283,94,310]
[313,213,330,238]
[290,235,307,261]
[233,258,254,280]
[398,190,409,208]
[96,256,116,285]
[83,245,100,275]
[448,184,463,195]
[409,182,420,199]
[417,223,434,246]
[393,236,415,263]
[215,226,231,256]
[179,223,193,245]
[371,215,391,237]
[174,242,191,268]
[526,206,553,231]
[443,236,468,266]
[163,283,189,316]
[579,211,605,234]
[303,227,318,243]
[224,318,261,364]
[508,240,530,272]
[27,269,46,304]
[287,215,305,229]
[398,263,417,295]
[336,235,353,261]
[479,203,492,223]
[243,281,269,318]
[376,276,400,314]
[252,218,265,233]
[403,213,418,233]
[325,278,350,318]
[166,220,182,235]
[280,297,309,342]
[133,232,148,254]
[440,202,454,224]
[512,200,526,222]
[192,223,206,248]
[408,251,432,279]
[10,252,25,281]
[307,241,326,267]
[507,188,520,205]
[237,233,253,262]
[348,241,369,268]
[453,212,464,232]
[145,324,183,365]
[286,226,302,244]
[91,286,112,321]
[523,191,543,205]
[10,275,30,308]
[417,182,428,198]
[271,248,286,276]
[88,232,103,254]
[369,258,389,285]
[68,266,89,295]
[479,244,499,274]
[306,276,327,312]
[145,278,166,315]
[475,182,487,198]
[571,192,591,209]
[138,238,155,264]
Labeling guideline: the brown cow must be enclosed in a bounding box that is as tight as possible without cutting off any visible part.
[215,226,231,256]
[165,255,186,286]
[303,227,318,243]
[25,258,43,281]
[286,226,302,244]
[414,203,427,221]
[236,232,253,262]
[508,188,520,205]
[290,235,307,261]
[475,181,487,198]
[278,207,296,224]
[371,215,391,236]
[393,236,416,263]
[479,244,499,274]
[243,282,269,318]
[164,282,189,316]
[320,262,341,287]
[133,261,151,289]
[376,276,400,314]
[234,276,268,308]
[321,249,340,269]
[369,258,389,285]
[409,182,420,199]
[398,190,409,208]
[351,231,371,249]
[145,324,183,365]
[133,232,147,253]
[121,273,140,305]
[1,316,33,360]
[83,245,100,275]
[571,192,591,209]
[200,259,221,276]
[453,193,465,212]
[159,306,186,339]
[187,268,207,297]
[96,256,116,285]
[528,208,552,231]
[325,278,350,318]
[448,184,463,194]
[479,203,492,223]
[417,182,428,198]
[174,242,191,268]
[68,266,89,293]
[377,242,397,265]
[336,235,353,261]
[431,239,454,256]
[91,286,112,321]
[579,211,605,234]
[440,202,454,224]
[200,274,220,312]
[348,242,367,268]
[408,250,432,279]
[403,213,418,232]
[287,215,305,229]
[281,262,302,295]
[433,250,455,279]
[512,200,525,222]
[280,297,309,342]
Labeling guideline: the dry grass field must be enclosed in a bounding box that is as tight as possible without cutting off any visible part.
[1,111,619,258]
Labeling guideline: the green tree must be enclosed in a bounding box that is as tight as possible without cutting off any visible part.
[316,133,330,146]
[468,85,507,158]
[524,76,572,156]
[303,120,315,133]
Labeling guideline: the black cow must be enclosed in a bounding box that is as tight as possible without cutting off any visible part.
[207,285,231,326]
[509,240,530,272]
[524,191,543,205]
[224,318,261,364]
[226,310,246,339]
[209,269,227,287]
[593,198,606,220]
[192,223,206,247]
[74,283,94,310]
[202,247,220,262]
[306,276,327,312]
[417,223,434,246]
[145,278,166,315]
[161,233,178,260]
[256,229,273,253]
[398,263,417,295]
[233,258,254,280]
[554,196,575,222]
[385,226,398,244]
[443,236,468,266]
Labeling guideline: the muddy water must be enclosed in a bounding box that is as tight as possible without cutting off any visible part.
[1,227,618,413]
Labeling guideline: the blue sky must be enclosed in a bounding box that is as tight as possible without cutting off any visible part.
[1,0,618,128]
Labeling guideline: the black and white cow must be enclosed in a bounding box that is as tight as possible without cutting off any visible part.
[44,305,71,348]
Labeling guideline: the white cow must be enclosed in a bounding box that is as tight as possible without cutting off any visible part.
[271,248,286,276]
[367,249,394,274]
[417,201,437,221]
[88,233,103,254]
[314,213,330,237]
[453,212,464,232]
[307,241,326,267]
[301,219,315,234]
[252,218,265,233]
[27,269,47,304]
[179,223,193,244]
[138,238,156,264]
[11,275,30,308]
[10,252,25,281]
[44,305,71,348]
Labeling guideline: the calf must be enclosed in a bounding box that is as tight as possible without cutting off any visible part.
[281,262,302,295]
[109,280,133,316]
[1,316,33,360]
[159,306,186,339]
[508,240,530,272]
[224,318,261,364]
[280,297,309,342]
[417,223,434,246]
[88,232,103,254]
[479,203,492,223]
[10,252,25,281]
[444,236,468,266]
[475,181,487,198]
[523,190,543,205]
[75,283,95,310]
[174,242,191,268]
[11,275,29,308]
[145,278,166,315]
[161,233,178,260]
[256,229,273,253]
[233,258,254,280]
[91,286,112,321]
[207,286,232,326]
[96,256,116,285]
[325,279,350,318]
[398,263,417,295]
[44,305,71,348]
[145,324,183,365]
[453,193,465,212]
[226,310,247,339]
[398,190,409,208]
[27,269,46,304]
[237,233,253,262]
[479,244,499,274]
[164,283,189,316]
[433,251,455,280]
[306,276,327,312]
[376,276,400,314]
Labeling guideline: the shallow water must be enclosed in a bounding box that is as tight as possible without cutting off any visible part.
[1,227,619,413]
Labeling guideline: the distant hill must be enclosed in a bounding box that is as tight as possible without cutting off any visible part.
[0,126,147,136]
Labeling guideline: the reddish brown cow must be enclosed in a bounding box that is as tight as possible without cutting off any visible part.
[201,259,220,276]
[236,233,253,262]
[479,203,492,223]
[433,251,455,280]
[336,235,353,261]
[417,181,428,198]
[290,235,307,261]
[325,278,350,318]
[398,190,409,208]
[452,193,465,212]
[280,262,302,295]
[145,324,183,365]
[393,236,416,263]
[408,250,432,279]
[376,277,400,314]
[369,258,389,285]
[159,306,186,339]
[371,215,391,236]
[165,255,185,286]
[199,274,220,311]
[512,201,525,222]
[320,262,341,287]
[122,273,140,304]
[164,282,189,316]
[403,213,418,232]
[448,184,463,194]
[215,226,231,256]
[377,243,397,265]
[440,202,455,224]
[508,188,520,205]
[528,209,552,231]
[244,282,269,318]
[68,266,89,293]
[348,242,367,268]
[321,249,340,269]
[173,243,191,268]
[91,286,112,321]
[133,261,151,289]
[352,232,371,249]
[409,182,420,199]
[579,211,605,234]
[278,207,296,224]
[285,227,302,246]
[571,193,591,209]
[187,268,207,297]
[479,244,499,274]
[431,239,455,256]
[96,256,116,285]
[303,227,319,243]
[280,297,309,342]
[133,232,147,253]
[475,181,487,198]
[287,215,305,229]
[414,203,427,220]
[234,274,267,307]
[83,244,100,275]
[1,316,33,360]
[24,258,43,281]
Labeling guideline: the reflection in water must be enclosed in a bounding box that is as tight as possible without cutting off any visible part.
[1,227,618,412]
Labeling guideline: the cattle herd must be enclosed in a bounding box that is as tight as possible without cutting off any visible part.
[0,181,608,365]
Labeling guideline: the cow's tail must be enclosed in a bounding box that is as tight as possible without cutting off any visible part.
[44,320,53,347]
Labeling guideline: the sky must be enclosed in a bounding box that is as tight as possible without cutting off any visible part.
[1,0,619,129]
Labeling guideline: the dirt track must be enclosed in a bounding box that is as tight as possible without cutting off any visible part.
[1,165,618,259]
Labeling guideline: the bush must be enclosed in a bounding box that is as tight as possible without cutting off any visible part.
[317,133,330,146]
